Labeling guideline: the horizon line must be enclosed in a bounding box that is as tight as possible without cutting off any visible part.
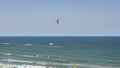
[0,35,120,37]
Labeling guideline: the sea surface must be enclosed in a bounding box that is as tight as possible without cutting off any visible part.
[0,36,120,68]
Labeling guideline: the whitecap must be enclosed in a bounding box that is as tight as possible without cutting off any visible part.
[22,55,35,58]
[1,43,10,45]
[24,44,33,46]
[49,43,54,46]
[2,53,12,55]
[49,46,61,48]
[4,58,120,68]
[36,54,39,57]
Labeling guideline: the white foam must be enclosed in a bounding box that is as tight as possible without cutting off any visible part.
[4,59,119,68]
[2,53,12,55]
[0,64,53,68]
[24,44,33,46]
[6,59,47,65]
[22,55,35,58]
[1,43,10,45]
[36,54,39,57]
[67,63,119,68]
[49,43,54,46]
[49,46,61,48]
[104,56,120,60]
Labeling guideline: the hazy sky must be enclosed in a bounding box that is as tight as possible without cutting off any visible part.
[0,0,120,36]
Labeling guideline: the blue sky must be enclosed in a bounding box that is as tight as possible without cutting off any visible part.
[0,0,120,36]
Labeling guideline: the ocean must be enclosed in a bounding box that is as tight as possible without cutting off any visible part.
[0,36,120,68]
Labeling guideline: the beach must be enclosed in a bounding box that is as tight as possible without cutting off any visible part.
[0,63,78,68]
[0,64,51,68]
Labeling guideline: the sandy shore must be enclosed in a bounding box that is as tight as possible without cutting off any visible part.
[0,64,52,68]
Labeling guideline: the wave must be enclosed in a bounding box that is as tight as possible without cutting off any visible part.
[24,44,33,46]
[2,54,118,68]
[0,53,119,68]
[104,56,120,60]
[2,53,12,55]
[15,54,66,60]
[6,59,47,65]
[22,55,36,58]
[1,43,10,45]
[1,59,118,68]
[49,46,61,48]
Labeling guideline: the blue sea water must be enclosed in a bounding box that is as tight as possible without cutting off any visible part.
[0,36,120,68]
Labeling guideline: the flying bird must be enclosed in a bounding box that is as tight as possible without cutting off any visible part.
[55,18,60,24]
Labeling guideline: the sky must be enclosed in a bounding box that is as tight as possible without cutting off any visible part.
[0,0,120,36]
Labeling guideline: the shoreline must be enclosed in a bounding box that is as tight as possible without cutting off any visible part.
[0,62,78,68]
[0,62,119,68]
[0,64,51,68]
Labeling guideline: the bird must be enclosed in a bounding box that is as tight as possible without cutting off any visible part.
[55,18,60,24]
